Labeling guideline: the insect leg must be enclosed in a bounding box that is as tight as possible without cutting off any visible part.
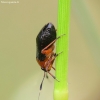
[45,52,63,71]
[41,40,56,54]
[54,51,63,57]
[41,45,55,55]
[51,52,63,70]
[45,52,63,81]
[52,66,55,70]
[47,71,59,82]
[41,34,65,54]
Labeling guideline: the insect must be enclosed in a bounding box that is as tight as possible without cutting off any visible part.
[36,23,63,99]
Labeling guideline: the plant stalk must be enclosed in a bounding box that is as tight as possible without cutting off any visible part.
[54,0,70,100]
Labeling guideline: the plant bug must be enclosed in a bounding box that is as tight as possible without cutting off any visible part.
[36,23,64,100]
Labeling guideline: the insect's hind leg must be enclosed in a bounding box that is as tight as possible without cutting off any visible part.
[52,66,55,70]
[47,71,59,82]
[41,34,65,54]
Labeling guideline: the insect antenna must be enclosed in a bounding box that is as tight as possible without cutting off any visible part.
[38,72,45,100]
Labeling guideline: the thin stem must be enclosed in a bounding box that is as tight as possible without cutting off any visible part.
[54,0,70,100]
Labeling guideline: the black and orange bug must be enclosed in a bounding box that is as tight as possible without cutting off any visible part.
[36,23,63,99]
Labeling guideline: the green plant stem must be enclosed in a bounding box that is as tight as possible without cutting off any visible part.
[54,0,70,100]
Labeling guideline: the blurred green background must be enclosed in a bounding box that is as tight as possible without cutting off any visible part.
[0,0,100,100]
